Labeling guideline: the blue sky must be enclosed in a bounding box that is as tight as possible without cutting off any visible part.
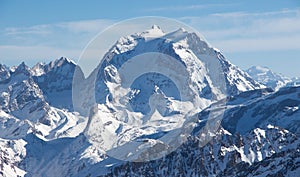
[0,0,300,77]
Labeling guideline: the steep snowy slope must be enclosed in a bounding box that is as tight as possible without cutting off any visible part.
[246,66,291,91]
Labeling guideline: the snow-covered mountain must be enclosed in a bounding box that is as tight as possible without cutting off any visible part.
[74,25,264,162]
[98,25,263,97]
[246,66,291,91]
[75,25,263,117]
[0,26,299,177]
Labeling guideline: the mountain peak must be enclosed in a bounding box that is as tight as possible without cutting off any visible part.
[0,63,10,82]
[0,63,9,72]
[162,27,189,43]
[151,24,161,30]
[51,57,76,67]
[140,25,165,39]
[14,62,31,76]
[46,57,75,70]
[17,62,27,69]
[248,66,270,74]
[31,62,46,76]
[177,27,187,32]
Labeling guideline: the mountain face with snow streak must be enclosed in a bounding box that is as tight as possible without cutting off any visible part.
[0,64,10,82]
[0,26,299,176]
[32,57,76,110]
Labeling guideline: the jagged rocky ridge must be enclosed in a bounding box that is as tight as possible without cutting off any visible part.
[0,26,299,176]
[0,57,86,139]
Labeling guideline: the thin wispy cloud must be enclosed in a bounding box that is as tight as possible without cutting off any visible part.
[146,3,229,12]
[3,19,115,37]
[0,45,81,65]
[56,19,115,33]
[1,19,115,50]
[180,8,300,53]
[211,8,300,18]
[0,19,115,66]
[215,35,300,52]
[199,15,300,39]
[1,8,299,75]
[5,25,52,36]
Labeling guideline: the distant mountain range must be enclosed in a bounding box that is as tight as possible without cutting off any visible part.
[245,65,300,91]
[0,26,299,177]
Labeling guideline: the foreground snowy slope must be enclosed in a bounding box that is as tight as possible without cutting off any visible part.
[4,87,298,177]
[16,87,300,176]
